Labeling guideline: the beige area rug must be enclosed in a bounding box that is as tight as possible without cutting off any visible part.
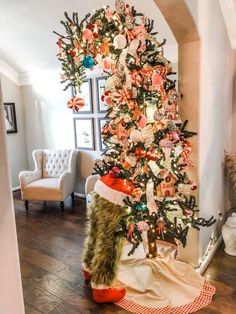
[114,242,215,314]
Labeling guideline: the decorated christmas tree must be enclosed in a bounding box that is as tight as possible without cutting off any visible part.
[55,1,216,311]
[55,0,214,254]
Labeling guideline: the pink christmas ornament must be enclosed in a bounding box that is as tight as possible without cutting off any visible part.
[172,131,180,143]
[82,28,93,43]
[109,166,121,178]
[152,72,163,87]
[137,115,147,128]
[137,221,149,232]
[130,129,143,143]
[103,57,112,70]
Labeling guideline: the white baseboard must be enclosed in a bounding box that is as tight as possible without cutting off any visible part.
[74,192,86,199]
[196,235,223,275]
[12,186,20,192]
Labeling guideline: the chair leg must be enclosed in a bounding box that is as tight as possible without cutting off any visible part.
[60,201,64,212]
[25,200,29,211]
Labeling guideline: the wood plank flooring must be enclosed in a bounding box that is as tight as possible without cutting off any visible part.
[13,191,236,313]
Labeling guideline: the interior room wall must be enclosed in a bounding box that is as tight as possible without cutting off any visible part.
[231,52,236,154]
[185,0,234,258]
[0,74,28,188]
[0,79,25,314]
[21,68,102,195]
[155,0,234,265]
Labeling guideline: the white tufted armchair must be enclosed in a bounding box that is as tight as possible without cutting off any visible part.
[19,149,77,211]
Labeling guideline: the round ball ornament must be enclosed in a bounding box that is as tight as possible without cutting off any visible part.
[130,129,142,143]
[137,115,147,128]
[82,28,93,43]
[113,34,127,49]
[154,109,165,121]
[152,73,163,87]
[103,56,112,70]
[109,166,121,178]
[134,203,147,211]
[82,55,95,69]
[172,131,180,143]
[135,147,146,158]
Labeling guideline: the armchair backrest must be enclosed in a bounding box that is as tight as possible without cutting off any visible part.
[32,149,77,178]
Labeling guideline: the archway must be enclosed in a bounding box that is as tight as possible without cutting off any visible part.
[155,0,200,265]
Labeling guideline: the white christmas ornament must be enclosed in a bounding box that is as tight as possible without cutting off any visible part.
[130,129,143,142]
[114,34,127,49]
[148,160,160,177]
[222,212,236,256]
[146,104,156,123]
[146,179,158,214]
[174,145,182,157]
[128,39,140,56]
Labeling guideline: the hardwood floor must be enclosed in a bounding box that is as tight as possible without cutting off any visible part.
[13,191,236,314]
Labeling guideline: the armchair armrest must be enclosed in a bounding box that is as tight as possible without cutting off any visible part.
[59,172,72,191]
[85,175,100,196]
[19,170,42,188]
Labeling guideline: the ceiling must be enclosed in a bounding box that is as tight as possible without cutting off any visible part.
[0,0,176,74]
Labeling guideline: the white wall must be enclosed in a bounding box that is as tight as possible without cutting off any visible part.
[185,0,234,258]
[0,79,24,314]
[21,68,102,195]
[0,74,28,187]
[231,53,236,155]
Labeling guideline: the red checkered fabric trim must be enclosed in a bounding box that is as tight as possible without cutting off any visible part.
[116,299,169,314]
[115,280,215,314]
[171,281,215,314]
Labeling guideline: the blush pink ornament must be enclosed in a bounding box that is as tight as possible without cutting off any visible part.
[137,115,147,128]
[103,57,112,70]
[152,72,163,87]
[82,28,93,43]
[172,131,180,143]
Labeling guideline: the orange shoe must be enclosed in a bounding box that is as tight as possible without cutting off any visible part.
[83,269,92,281]
[93,288,126,303]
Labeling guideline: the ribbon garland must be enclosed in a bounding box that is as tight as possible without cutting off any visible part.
[182,142,193,167]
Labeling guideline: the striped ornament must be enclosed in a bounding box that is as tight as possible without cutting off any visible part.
[67,96,85,112]
[182,142,193,167]
[113,88,132,105]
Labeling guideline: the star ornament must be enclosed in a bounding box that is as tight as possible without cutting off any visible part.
[67,96,85,112]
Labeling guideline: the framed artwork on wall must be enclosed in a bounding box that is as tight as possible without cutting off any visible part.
[73,79,93,113]
[96,77,108,113]
[98,117,109,151]
[74,117,95,150]
[4,103,17,134]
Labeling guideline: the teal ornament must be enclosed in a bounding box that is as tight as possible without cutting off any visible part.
[82,55,95,69]
[134,203,147,211]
